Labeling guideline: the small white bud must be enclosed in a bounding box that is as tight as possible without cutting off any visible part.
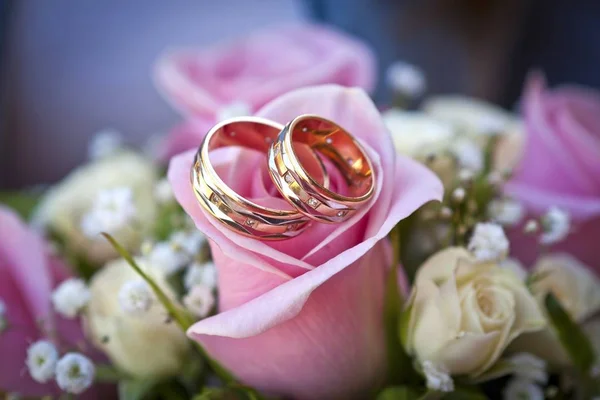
[55,353,95,394]
[422,361,454,392]
[169,230,206,256]
[502,378,544,400]
[468,223,509,262]
[488,198,524,227]
[439,206,453,219]
[524,220,539,234]
[452,187,466,202]
[154,179,174,204]
[540,206,570,245]
[88,128,123,160]
[386,61,426,98]
[147,241,190,275]
[118,280,154,315]
[508,353,548,384]
[51,279,90,318]
[26,340,59,383]
[458,169,475,182]
[451,138,483,172]
[183,284,215,318]
[184,262,217,290]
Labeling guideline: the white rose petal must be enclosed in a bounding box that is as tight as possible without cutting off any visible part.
[503,378,544,400]
[184,262,217,290]
[386,61,426,97]
[26,340,59,383]
[51,279,91,318]
[118,280,154,315]
[80,186,137,238]
[540,207,570,245]
[508,353,548,384]
[422,361,454,392]
[488,199,524,226]
[183,284,215,318]
[468,223,509,262]
[88,128,123,160]
[55,353,95,394]
[216,101,252,121]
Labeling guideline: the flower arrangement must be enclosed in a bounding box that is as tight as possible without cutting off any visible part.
[1,24,599,400]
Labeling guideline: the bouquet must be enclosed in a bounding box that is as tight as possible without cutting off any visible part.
[1,24,599,400]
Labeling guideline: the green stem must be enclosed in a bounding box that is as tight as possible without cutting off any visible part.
[102,233,237,384]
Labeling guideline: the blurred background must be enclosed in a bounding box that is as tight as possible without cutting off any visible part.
[2,0,600,189]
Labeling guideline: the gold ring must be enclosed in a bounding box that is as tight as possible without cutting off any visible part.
[191,116,329,239]
[268,114,375,223]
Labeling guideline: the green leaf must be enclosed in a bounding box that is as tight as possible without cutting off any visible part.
[385,227,419,385]
[102,233,237,385]
[441,388,487,400]
[545,292,596,373]
[118,379,157,400]
[94,364,131,382]
[0,191,40,220]
[377,386,421,400]
[194,386,263,400]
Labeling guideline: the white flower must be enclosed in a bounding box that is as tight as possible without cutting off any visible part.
[508,353,548,384]
[169,230,206,256]
[88,128,123,160]
[154,179,174,204]
[503,378,544,400]
[386,61,426,97]
[26,340,58,383]
[422,361,454,392]
[383,110,454,158]
[184,262,217,290]
[451,138,483,172]
[468,223,509,262]
[452,187,466,202]
[80,186,137,238]
[118,280,154,315]
[51,278,91,318]
[216,101,252,121]
[524,220,539,234]
[183,284,215,318]
[147,241,190,275]
[55,353,95,394]
[540,207,570,245]
[488,199,524,226]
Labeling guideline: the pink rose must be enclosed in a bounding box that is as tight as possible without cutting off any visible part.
[506,73,600,270]
[155,24,376,160]
[0,207,107,398]
[168,85,442,399]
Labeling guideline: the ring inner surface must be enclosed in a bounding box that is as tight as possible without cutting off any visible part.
[290,118,373,198]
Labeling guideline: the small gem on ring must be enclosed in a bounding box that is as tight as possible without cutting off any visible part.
[245,218,256,227]
[284,173,295,184]
[325,137,333,144]
[336,210,347,218]
[307,197,319,208]
[301,127,308,132]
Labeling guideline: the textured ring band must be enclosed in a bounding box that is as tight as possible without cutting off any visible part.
[191,116,329,239]
[268,114,375,223]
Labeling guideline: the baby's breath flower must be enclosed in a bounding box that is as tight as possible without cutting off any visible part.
[118,280,154,315]
[422,361,454,392]
[55,353,95,394]
[386,61,426,98]
[488,198,524,226]
[88,128,123,160]
[451,138,483,172]
[439,206,453,219]
[154,179,174,204]
[524,220,539,234]
[216,101,251,122]
[184,261,217,290]
[452,187,466,202]
[458,169,475,183]
[508,353,547,384]
[80,186,137,238]
[169,230,206,256]
[540,207,570,245]
[503,378,543,400]
[147,241,190,275]
[26,340,58,383]
[468,222,509,262]
[183,284,215,318]
[51,279,90,318]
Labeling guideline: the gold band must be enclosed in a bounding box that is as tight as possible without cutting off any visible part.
[268,114,375,223]
[191,116,329,239]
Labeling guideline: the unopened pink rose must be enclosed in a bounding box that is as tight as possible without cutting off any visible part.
[0,207,107,398]
[168,85,442,399]
[155,24,376,160]
[506,73,600,270]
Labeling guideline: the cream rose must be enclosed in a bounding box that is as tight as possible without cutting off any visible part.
[382,109,457,187]
[85,258,190,379]
[35,152,159,264]
[402,247,546,377]
[513,254,600,366]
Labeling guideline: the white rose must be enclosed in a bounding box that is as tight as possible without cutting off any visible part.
[382,109,457,187]
[34,152,159,264]
[512,254,600,366]
[423,95,521,137]
[85,257,190,379]
[402,247,546,377]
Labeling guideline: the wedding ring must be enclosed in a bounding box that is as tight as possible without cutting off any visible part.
[268,115,375,223]
[191,116,329,239]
